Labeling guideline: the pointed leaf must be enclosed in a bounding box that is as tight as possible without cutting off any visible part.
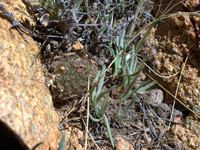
[99,94,109,118]
[122,94,137,114]
[89,112,100,122]
[136,80,156,94]
[130,45,135,69]
[97,65,106,96]
[96,85,117,103]
[58,133,66,150]
[94,94,100,118]
[104,115,115,148]
[122,74,139,98]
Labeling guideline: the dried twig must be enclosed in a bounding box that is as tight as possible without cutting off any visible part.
[168,53,189,129]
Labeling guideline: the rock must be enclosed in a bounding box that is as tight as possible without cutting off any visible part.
[115,137,134,150]
[181,0,199,12]
[64,128,84,150]
[146,89,163,107]
[171,124,200,149]
[142,0,200,149]
[0,0,59,149]
[156,103,171,118]
[29,0,40,6]
[183,115,200,135]
[145,0,200,109]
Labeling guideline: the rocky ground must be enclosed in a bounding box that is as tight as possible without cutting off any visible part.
[0,0,199,149]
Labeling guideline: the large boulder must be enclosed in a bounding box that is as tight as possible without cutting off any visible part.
[0,0,59,149]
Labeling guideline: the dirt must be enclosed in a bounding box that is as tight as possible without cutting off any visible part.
[26,0,200,149]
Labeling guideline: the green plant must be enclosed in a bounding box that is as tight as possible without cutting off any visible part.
[109,29,126,80]
[39,0,60,19]
[88,40,155,145]
[89,65,116,148]
[88,2,156,144]
[58,133,66,150]
[115,63,156,121]
[52,55,95,100]
[109,32,156,121]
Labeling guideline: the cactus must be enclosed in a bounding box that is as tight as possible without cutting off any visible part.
[51,54,97,101]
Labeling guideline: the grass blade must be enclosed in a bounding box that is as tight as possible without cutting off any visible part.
[99,94,109,118]
[136,80,156,94]
[96,85,117,103]
[89,112,100,122]
[122,94,137,114]
[104,115,115,148]
[58,133,66,150]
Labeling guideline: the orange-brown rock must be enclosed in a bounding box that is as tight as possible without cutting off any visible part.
[115,137,134,150]
[29,0,40,6]
[142,1,200,149]
[145,0,200,109]
[0,0,59,149]
[64,128,84,150]
[171,123,200,149]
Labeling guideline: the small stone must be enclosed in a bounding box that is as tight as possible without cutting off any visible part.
[147,89,163,107]
[173,117,182,123]
[72,41,84,51]
[80,106,85,112]
[156,103,171,118]
[115,137,134,150]
[137,121,142,126]
[140,140,145,144]
[68,127,72,132]
[60,66,65,71]
[188,138,196,148]
[145,128,150,132]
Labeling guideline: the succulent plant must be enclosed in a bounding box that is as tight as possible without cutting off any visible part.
[50,54,97,101]
[89,65,116,148]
